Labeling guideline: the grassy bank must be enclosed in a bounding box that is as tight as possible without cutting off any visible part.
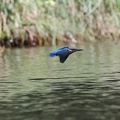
[0,0,120,47]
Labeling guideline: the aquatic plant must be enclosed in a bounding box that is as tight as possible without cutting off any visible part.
[0,0,120,47]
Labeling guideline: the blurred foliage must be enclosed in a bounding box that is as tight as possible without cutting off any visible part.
[0,0,120,47]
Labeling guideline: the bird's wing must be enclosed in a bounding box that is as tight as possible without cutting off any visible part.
[55,50,70,63]
[59,54,69,63]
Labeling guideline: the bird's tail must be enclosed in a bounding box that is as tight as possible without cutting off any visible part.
[49,52,56,57]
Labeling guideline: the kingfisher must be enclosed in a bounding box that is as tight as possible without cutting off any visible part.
[50,47,83,63]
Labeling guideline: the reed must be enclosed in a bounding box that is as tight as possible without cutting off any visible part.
[0,0,120,47]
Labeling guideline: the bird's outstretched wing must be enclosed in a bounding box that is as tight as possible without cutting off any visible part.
[59,54,69,63]
[56,50,70,63]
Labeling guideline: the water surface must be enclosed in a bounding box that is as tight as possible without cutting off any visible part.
[0,42,120,120]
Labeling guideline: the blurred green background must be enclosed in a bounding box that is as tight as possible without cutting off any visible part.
[0,0,120,47]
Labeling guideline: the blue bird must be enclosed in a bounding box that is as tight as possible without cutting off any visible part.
[50,47,83,63]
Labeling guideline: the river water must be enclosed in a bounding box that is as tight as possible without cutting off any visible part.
[0,42,120,120]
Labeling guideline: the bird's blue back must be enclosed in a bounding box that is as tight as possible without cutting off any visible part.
[50,47,69,57]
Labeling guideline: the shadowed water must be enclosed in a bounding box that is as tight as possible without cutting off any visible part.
[0,42,120,120]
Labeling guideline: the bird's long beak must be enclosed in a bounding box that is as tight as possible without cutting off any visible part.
[69,48,83,53]
[76,48,83,51]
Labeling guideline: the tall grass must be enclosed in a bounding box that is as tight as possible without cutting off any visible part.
[0,0,120,47]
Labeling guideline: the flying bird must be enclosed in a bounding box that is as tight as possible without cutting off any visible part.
[50,47,83,63]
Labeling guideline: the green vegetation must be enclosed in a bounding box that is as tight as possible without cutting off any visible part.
[0,0,120,47]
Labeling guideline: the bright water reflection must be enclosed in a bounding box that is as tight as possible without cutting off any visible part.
[0,42,120,120]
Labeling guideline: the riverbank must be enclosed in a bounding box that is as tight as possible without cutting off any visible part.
[0,0,120,47]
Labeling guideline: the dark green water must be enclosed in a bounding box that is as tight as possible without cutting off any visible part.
[0,42,120,120]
